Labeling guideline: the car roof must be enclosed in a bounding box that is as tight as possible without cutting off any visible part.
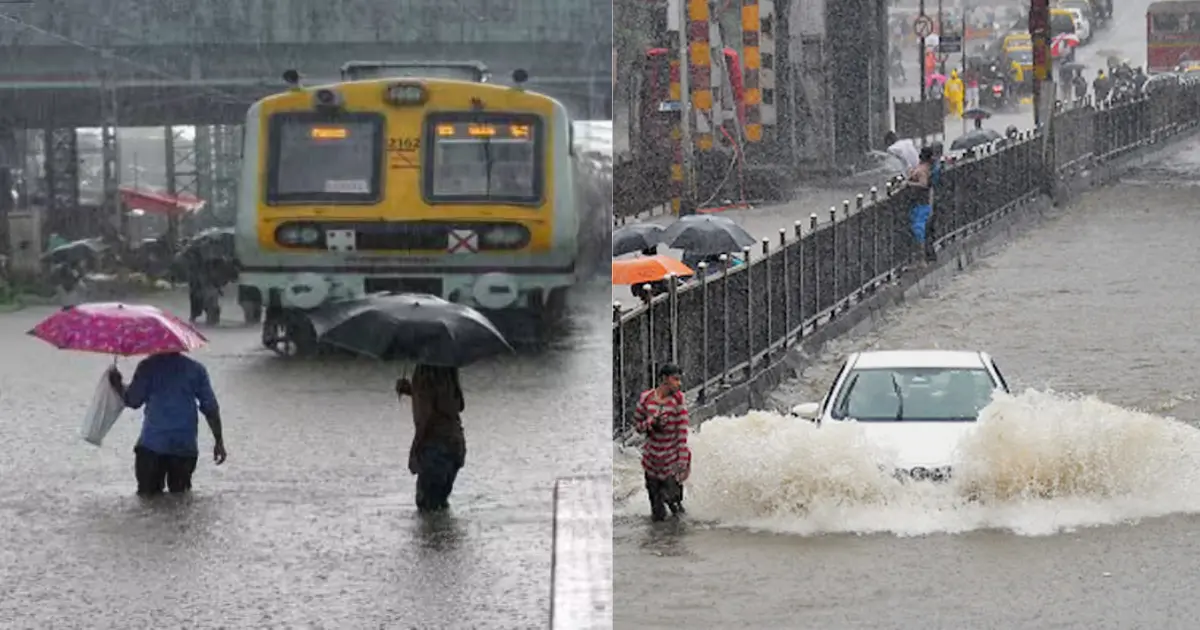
[849,350,989,370]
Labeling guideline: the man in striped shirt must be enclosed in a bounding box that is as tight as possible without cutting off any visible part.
[634,363,691,521]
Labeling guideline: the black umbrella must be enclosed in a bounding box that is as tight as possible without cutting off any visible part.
[612,223,664,257]
[307,293,514,366]
[659,215,756,257]
[963,107,993,120]
[40,238,107,264]
[950,128,1002,152]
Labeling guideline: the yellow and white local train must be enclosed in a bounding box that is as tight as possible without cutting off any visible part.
[234,63,607,354]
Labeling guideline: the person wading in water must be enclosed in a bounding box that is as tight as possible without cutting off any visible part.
[108,352,227,497]
[634,363,691,521]
[397,365,466,512]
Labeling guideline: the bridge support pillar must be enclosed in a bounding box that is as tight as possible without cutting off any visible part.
[43,128,80,239]
[0,126,18,261]
[163,125,196,246]
[99,83,122,239]
[210,125,241,224]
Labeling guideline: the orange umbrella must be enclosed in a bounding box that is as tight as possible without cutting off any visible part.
[612,255,695,286]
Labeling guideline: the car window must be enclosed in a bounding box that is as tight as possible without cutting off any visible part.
[831,367,998,422]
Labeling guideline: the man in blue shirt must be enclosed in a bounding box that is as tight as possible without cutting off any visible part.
[108,352,227,496]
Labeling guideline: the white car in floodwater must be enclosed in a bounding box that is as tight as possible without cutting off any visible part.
[791,350,1011,481]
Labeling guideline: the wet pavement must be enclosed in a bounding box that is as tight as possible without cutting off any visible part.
[615,8,1200,629]
[0,282,610,628]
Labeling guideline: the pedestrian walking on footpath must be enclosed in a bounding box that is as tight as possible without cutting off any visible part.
[108,352,227,497]
[397,364,467,512]
[634,363,691,522]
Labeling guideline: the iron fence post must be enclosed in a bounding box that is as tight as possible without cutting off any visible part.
[761,237,772,357]
[809,213,819,315]
[829,206,839,317]
[698,262,709,404]
[720,253,730,385]
[780,227,790,346]
[613,303,625,433]
[643,283,655,387]
[743,245,753,378]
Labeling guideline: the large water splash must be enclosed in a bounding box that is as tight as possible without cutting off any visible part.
[614,390,1200,536]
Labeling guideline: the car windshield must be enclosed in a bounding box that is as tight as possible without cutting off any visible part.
[1009,49,1033,64]
[831,367,998,422]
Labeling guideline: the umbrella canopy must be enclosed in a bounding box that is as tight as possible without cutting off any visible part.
[119,186,205,216]
[29,303,207,356]
[1061,62,1086,72]
[180,227,236,261]
[1051,34,1081,58]
[40,238,108,264]
[660,215,757,257]
[307,293,513,366]
[926,73,948,89]
[611,254,695,286]
[950,128,1002,152]
[963,107,993,120]
[612,223,664,257]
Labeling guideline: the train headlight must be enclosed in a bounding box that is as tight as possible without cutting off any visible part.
[385,83,427,106]
[277,225,301,246]
[276,224,322,247]
[299,226,321,245]
[480,225,529,249]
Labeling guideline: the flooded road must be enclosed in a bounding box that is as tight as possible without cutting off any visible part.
[614,128,1200,628]
[0,282,610,628]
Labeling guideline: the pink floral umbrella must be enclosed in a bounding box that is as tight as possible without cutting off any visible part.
[926,73,948,90]
[29,302,207,356]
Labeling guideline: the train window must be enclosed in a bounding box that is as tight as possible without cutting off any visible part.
[1152,13,1182,33]
[265,112,384,205]
[423,113,544,204]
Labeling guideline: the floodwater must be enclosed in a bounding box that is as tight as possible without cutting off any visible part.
[613,3,1200,624]
[613,116,1200,629]
[0,282,610,628]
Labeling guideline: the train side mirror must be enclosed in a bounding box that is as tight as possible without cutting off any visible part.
[282,69,301,88]
[512,69,529,86]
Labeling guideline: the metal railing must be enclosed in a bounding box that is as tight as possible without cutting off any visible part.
[612,81,1200,434]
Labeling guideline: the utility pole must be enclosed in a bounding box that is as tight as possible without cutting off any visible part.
[919,0,928,100]
[937,0,946,76]
[1029,0,1051,129]
[961,3,969,136]
[676,0,694,216]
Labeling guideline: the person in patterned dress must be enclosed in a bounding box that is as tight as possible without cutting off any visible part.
[634,363,691,521]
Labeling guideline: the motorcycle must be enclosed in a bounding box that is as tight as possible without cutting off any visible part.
[979,80,1012,111]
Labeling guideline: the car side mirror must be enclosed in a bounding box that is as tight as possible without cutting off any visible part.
[791,402,820,420]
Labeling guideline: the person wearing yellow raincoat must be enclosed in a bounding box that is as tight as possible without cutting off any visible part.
[943,70,964,118]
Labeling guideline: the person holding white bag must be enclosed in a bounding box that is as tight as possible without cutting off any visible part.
[107,352,227,497]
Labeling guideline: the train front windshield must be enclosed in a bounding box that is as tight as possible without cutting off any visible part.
[267,113,384,204]
[426,115,543,204]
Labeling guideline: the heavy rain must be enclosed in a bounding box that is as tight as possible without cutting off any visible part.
[0,1,613,628]
[615,0,1200,628]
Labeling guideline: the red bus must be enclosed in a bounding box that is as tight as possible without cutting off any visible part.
[1147,1,1200,74]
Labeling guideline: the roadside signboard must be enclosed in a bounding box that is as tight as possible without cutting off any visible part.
[938,34,963,54]
[914,15,933,39]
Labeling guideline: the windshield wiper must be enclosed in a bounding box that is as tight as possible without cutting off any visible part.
[891,374,904,422]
